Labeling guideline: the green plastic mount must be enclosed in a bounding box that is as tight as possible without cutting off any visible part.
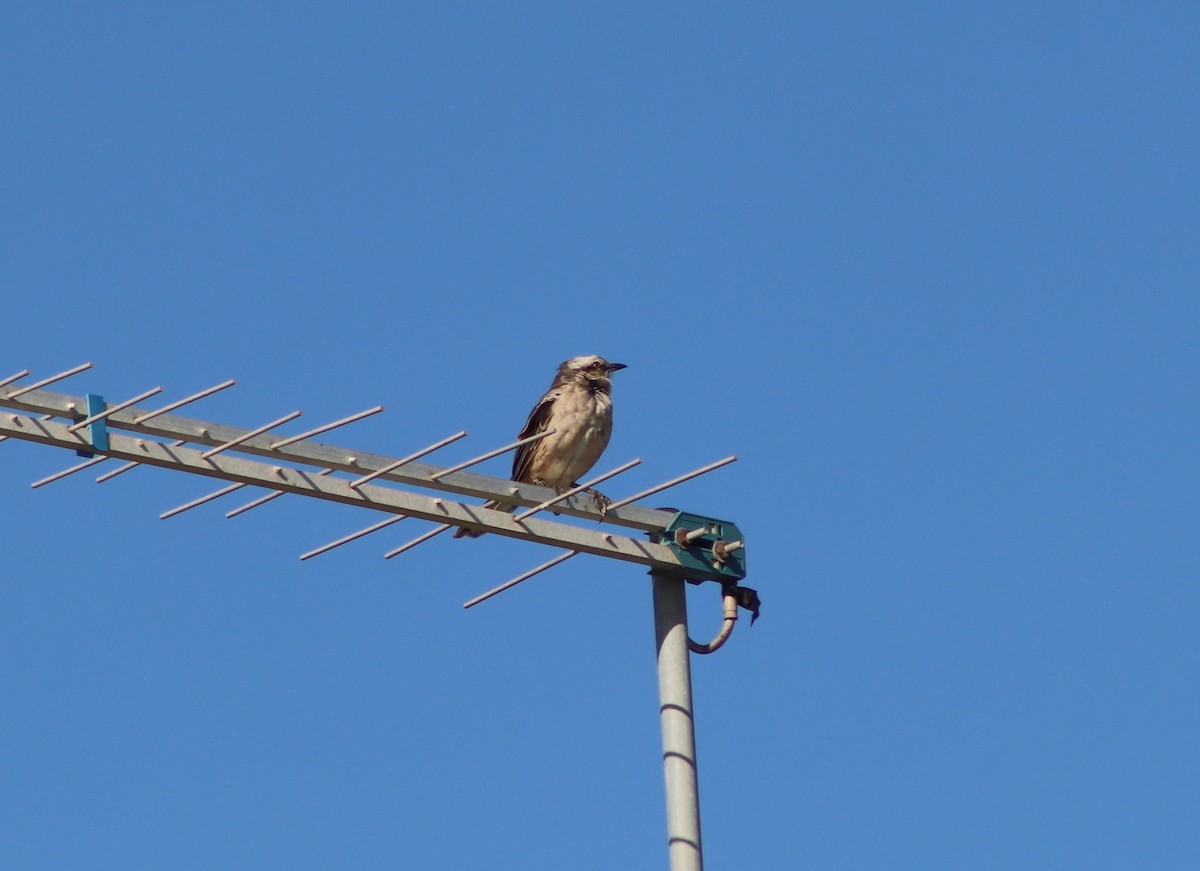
[655,511,747,583]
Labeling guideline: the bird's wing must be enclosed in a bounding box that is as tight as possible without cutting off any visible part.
[511,389,558,482]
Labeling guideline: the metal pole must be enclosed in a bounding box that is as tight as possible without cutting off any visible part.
[653,571,704,871]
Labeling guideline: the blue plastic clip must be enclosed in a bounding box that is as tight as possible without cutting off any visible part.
[75,393,109,458]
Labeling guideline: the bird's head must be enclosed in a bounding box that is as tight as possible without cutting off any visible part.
[559,355,627,390]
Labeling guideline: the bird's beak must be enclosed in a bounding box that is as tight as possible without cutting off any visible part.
[608,363,628,372]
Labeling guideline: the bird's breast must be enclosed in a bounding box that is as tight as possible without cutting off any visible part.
[532,390,613,488]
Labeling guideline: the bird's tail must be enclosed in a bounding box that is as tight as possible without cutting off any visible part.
[452,500,514,538]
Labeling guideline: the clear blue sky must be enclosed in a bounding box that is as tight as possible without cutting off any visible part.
[3,3,1196,869]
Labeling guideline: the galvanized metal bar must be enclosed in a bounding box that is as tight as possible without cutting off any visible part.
[653,572,704,871]
[462,550,579,608]
[3,363,93,399]
[429,429,556,480]
[0,414,696,577]
[133,379,237,424]
[269,406,383,449]
[0,387,675,532]
[67,387,163,432]
[31,454,109,488]
[161,482,248,519]
[199,410,302,459]
[348,430,467,489]
[607,456,738,512]
[512,458,642,522]
[0,413,53,444]
[96,439,187,482]
[300,515,407,561]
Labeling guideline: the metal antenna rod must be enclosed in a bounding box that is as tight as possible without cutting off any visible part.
[511,458,642,522]
[0,370,30,390]
[31,455,109,488]
[653,571,704,871]
[226,468,334,518]
[199,410,301,460]
[161,482,248,519]
[4,363,93,399]
[462,550,579,609]
[348,430,467,489]
[133,379,237,424]
[384,523,452,558]
[300,515,407,561]
[269,406,383,449]
[429,429,556,481]
[66,387,164,432]
[382,430,562,557]
[226,488,286,518]
[607,456,738,512]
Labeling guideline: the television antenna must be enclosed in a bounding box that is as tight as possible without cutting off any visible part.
[0,362,758,871]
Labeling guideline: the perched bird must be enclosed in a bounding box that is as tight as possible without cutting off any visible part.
[454,355,627,538]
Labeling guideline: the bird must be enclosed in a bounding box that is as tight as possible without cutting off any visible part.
[453,355,627,538]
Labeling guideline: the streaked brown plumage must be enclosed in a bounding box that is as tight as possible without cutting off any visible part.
[454,355,626,538]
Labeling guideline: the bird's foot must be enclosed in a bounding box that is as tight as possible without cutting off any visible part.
[583,487,612,518]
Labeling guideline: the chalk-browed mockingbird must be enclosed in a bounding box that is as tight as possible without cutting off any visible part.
[453,355,627,538]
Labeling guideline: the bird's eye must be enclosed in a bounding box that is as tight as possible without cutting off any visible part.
[590,361,603,371]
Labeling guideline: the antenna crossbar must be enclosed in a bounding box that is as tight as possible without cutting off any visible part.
[0,386,673,533]
[0,412,701,578]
